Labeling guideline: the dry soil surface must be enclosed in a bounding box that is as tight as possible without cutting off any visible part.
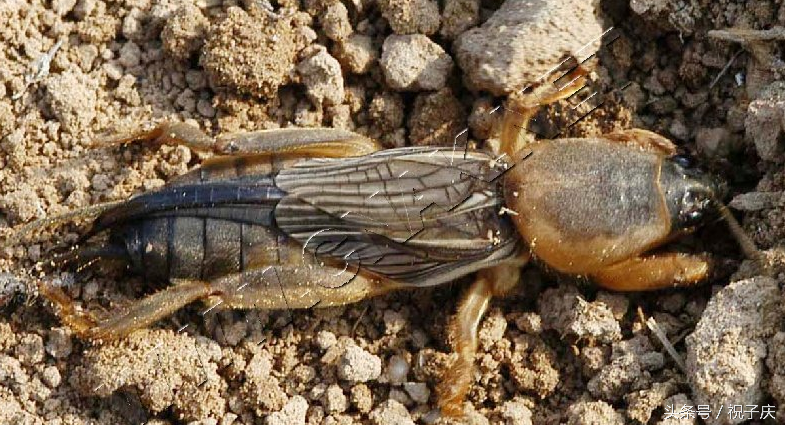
[1,0,785,424]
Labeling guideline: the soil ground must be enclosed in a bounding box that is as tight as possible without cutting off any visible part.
[1,0,784,424]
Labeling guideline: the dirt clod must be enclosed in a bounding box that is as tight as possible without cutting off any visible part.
[338,345,382,383]
[380,34,453,91]
[378,0,440,36]
[454,0,604,95]
[567,400,624,425]
[202,7,310,99]
[161,4,209,61]
[686,277,782,424]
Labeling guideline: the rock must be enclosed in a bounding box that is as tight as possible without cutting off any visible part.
[629,0,696,35]
[351,384,373,413]
[566,400,624,425]
[468,96,496,140]
[380,34,453,91]
[316,330,338,350]
[45,328,72,359]
[74,330,226,421]
[338,345,382,383]
[369,91,405,136]
[118,41,141,69]
[297,49,345,106]
[685,277,782,425]
[202,7,310,99]
[658,393,697,425]
[745,81,785,162]
[369,399,415,425]
[386,354,410,384]
[766,332,785,417]
[402,382,429,404]
[15,334,44,366]
[378,0,440,35]
[441,0,480,40]
[52,0,77,16]
[407,88,466,146]
[40,365,61,388]
[454,0,604,96]
[507,335,560,398]
[596,292,629,321]
[625,380,679,423]
[538,285,621,343]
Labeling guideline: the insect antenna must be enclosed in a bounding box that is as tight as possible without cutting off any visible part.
[717,203,770,276]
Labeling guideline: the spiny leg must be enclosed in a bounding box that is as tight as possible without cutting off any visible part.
[437,256,528,418]
[602,128,679,156]
[498,64,590,158]
[38,279,213,341]
[590,252,711,292]
[100,121,381,158]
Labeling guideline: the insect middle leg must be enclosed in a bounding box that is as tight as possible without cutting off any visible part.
[590,252,711,291]
[437,255,529,418]
[101,122,381,158]
[498,63,590,158]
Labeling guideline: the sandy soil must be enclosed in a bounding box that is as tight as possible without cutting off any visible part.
[1,0,784,424]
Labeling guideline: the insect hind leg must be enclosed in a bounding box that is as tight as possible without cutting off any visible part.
[39,278,214,341]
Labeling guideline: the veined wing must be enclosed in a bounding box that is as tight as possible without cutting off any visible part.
[274,146,519,286]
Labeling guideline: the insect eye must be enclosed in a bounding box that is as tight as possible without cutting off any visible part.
[672,154,694,169]
[679,190,711,228]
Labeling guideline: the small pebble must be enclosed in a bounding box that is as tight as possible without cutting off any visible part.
[316,330,338,350]
[297,49,345,106]
[369,399,415,425]
[15,334,44,366]
[403,382,429,404]
[323,384,348,414]
[266,395,309,425]
[338,345,382,383]
[386,354,410,384]
[40,366,62,388]
[118,42,142,68]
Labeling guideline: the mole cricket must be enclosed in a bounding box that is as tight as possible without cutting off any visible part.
[5,68,762,417]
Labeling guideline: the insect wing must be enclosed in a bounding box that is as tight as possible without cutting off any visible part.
[274,147,519,286]
[90,177,285,234]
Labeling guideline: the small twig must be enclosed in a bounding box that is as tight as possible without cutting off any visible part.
[708,49,743,89]
[12,39,63,100]
[646,316,687,374]
[350,303,370,336]
[708,26,785,43]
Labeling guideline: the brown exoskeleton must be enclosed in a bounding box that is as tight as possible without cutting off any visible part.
[6,70,761,418]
